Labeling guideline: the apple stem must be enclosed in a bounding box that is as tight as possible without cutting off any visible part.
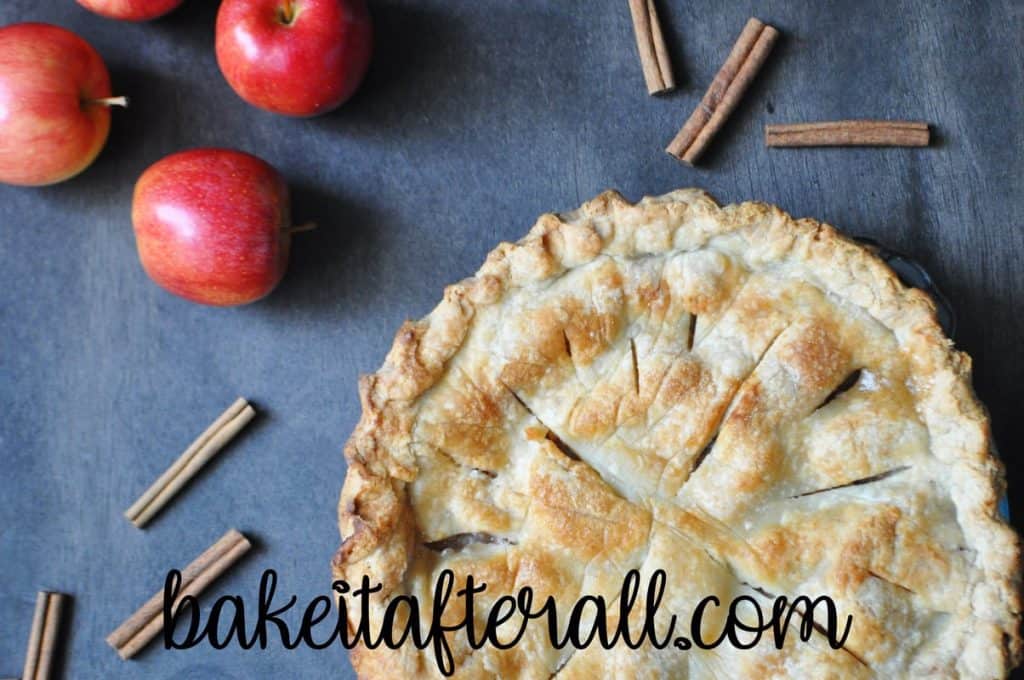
[278,0,298,25]
[90,96,129,108]
[287,221,317,235]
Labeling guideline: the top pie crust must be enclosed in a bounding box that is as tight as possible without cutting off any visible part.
[333,189,1021,678]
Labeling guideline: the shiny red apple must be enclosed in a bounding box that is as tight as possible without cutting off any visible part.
[0,23,125,187]
[132,149,311,306]
[215,0,372,117]
[76,0,184,21]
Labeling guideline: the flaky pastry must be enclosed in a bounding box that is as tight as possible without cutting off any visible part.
[334,190,1021,678]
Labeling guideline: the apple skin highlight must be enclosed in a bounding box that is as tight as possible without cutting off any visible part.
[76,0,185,22]
[0,23,115,187]
[132,149,294,307]
[215,0,373,117]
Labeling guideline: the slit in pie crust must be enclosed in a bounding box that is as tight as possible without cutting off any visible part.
[334,189,1021,678]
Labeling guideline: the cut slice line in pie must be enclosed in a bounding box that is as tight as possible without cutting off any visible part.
[334,189,1021,678]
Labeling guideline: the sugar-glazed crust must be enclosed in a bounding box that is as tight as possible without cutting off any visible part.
[334,189,1021,678]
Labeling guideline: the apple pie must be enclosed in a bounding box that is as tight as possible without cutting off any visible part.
[334,190,1021,678]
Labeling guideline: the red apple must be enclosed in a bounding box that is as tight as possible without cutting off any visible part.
[215,0,372,117]
[0,23,125,187]
[132,149,311,306]
[76,0,184,22]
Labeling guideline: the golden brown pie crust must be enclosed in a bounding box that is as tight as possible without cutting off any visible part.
[334,189,1022,678]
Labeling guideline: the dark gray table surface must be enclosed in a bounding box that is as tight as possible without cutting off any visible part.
[1,0,1021,677]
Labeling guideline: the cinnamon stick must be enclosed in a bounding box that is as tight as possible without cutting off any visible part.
[125,397,255,528]
[107,528,251,660]
[628,0,675,95]
[666,17,779,164]
[765,120,930,147]
[22,591,68,680]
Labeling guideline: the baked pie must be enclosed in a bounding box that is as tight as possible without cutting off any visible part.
[334,190,1021,678]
